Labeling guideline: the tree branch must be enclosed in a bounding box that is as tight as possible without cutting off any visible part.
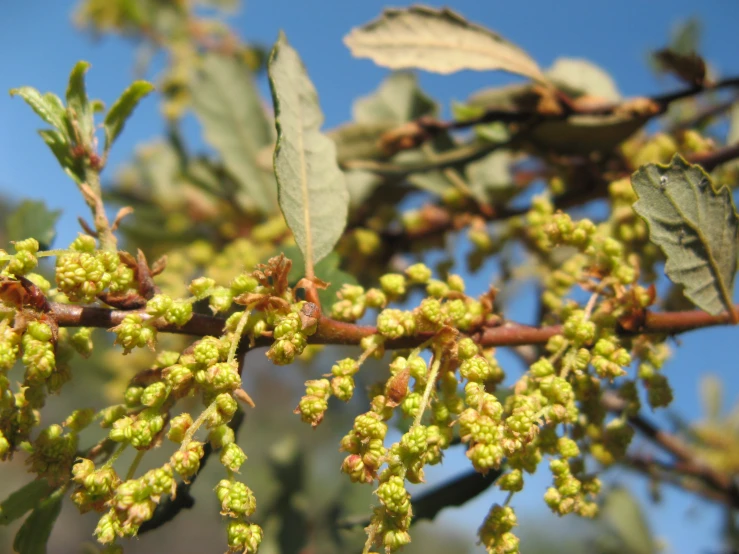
[48,300,739,351]
[602,391,739,508]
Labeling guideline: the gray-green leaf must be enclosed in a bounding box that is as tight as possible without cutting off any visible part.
[189,53,276,213]
[38,129,85,184]
[12,487,63,554]
[7,200,62,250]
[65,61,94,145]
[9,88,67,132]
[104,80,154,151]
[546,57,621,102]
[598,487,656,554]
[632,154,739,317]
[268,32,349,275]
[0,479,53,526]
[344,6,545,82]
[353,72,437,124]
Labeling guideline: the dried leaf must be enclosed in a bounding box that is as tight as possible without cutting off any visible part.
[344,6,545,82]
[653,49,707,87]
[268,32,349,275]
[632,154,739,318]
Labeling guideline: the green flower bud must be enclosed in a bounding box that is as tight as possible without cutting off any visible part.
[457,337,479,360]
[295,395,327,427]
[230,274,259,295]
[146,294,173,317]
[405,263,432,284]
[447,274,465,293]
[140,382,170,408]
[70,327,94,357]
[209,424,235,449]
[220,442,247,472]
[64,408,95,431]
[168,413,193,443]
[498,469,524,492]
[380,273,406,297]
[216,479,256,517]
[164,300,193,327]
[331,376,355,402]
[188,277,216,298]
[226,521,263,554]
[171,441,205,480]
[377,476,410,515]
[209,287,233,313]
[364,288,387,309]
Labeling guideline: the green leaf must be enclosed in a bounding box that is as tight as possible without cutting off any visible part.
[268,32,349,275]
[9,88,67,132]
[632,154,739,317]
[38,129,85,184]
[466,150,515,204]
[328,122,396,163]
[103,80,154,151]
[598,487,656,554]
[353,72,437,124]
[65,61,94,144]
[344,6,546,82]
[12,487,63,554]
[189,53,276,213]
[7,200,61,250]
[0,479,53,526]
[283,247,358,306]
[546,57,621,102]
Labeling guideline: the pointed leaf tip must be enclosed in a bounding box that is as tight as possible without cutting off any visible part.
[632,154,739,320]
[104,80,155,151]
[268,32,349,277]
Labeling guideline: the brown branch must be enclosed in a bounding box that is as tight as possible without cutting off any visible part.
[48,300,739,351]
[689,142,739,173]
[381,75,739,155]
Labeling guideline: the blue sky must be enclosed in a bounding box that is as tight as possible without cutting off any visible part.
[3,1,739,552]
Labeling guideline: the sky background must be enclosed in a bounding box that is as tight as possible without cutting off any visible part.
[3,1,739,553]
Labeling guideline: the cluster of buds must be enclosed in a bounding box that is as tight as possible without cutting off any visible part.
[55,235,134,302]
[2,238,40,276]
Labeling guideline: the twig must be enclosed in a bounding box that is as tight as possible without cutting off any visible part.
[602,391,739,507]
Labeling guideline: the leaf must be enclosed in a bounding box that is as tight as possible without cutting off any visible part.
[547,58,621,102]
[65,61,94,143]
[328,122,396,163]
[598,487,656,554]
[0,479,53,526]
[466,150,515,204]
[653,49,706,87]
[6,200,61,250]
[38,129,85,184]
[353,72,437,124]
[344,6,545,82]
[283,247,358,306]
[12,487,63,554]
[632,154,739,317]
[189,53,276,213]
[103,80,155,151]
[528,112,652,156]
[9,88,67,132]
[268,32,349,275]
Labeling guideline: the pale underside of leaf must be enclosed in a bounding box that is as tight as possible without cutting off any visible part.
[344,6,545,82]
[269,33,349,275]
[632,154,739,316]
[189,53,276,213]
